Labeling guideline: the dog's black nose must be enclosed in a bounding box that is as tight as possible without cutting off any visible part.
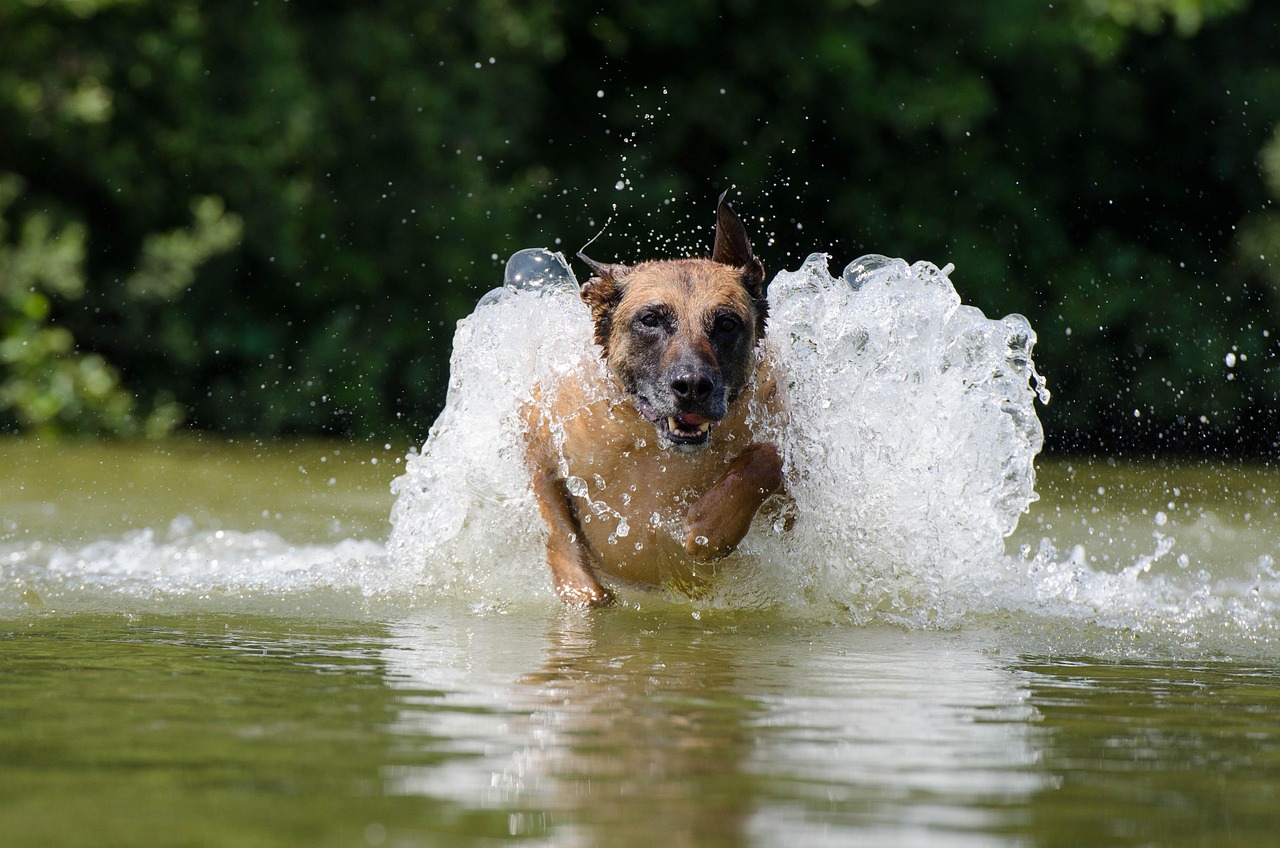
[671,371,715,403]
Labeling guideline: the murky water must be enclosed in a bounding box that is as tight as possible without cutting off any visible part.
[3,439,1280,847]
[4,254,1280,845]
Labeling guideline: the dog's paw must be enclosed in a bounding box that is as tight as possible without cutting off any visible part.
[682,442,784,561]
[554,576,616,608]
[682,518,738,561]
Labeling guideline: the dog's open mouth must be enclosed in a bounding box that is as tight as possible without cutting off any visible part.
[635,399,721,450]
[658,411,717,447]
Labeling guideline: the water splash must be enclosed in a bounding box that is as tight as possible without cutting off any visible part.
[389,249,1051,615]
[5,246,1277,658]
[388,249,595,601]
[384,247,1279,655]
[3,517,394,617]
[492,248,578,298]
[734,253,1048,619]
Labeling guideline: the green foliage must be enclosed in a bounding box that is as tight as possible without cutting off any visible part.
[0,173,237,435]
[126,196,242,300]
[1062,0,1247,56]
[0,0,1276,452]
[0,173,134,434]
[1239,125,1280,301]
[0,0,243,435]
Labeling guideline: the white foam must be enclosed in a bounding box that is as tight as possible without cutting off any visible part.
[387,250,1050,617]
[6,246,1277,657]
[3,516,396,616]
[384,248,1279,655]
[387,256,600,604]
[720,254,1048,618]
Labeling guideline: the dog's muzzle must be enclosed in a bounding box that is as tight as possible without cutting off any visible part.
[636,365,726,452]
[659,411,716,449]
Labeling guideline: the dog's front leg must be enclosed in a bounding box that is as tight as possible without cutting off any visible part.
[531,468,615,607]
[683,442,784,560]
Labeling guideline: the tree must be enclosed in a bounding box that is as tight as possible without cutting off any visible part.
[0,0,1276,452]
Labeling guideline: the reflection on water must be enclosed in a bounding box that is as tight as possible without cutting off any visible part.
[381,610,1046,847]
[2,609,1279,846]
[4,439,1280,844]
[746,637,1043,847]
[1021,660,1280,847]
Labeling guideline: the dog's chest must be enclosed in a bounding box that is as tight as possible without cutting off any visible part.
[556,403,748,584]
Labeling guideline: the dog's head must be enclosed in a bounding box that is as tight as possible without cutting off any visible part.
[577,193,767,453]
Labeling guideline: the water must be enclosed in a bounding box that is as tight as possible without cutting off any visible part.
[3,254,1280,845]
[2,580,1279,846]
[388,250,1277,654]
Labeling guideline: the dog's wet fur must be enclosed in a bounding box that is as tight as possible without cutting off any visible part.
[523,194,786,606]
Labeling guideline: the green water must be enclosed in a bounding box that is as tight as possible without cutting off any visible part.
[2,438,1280,846]
[0,437,395,545]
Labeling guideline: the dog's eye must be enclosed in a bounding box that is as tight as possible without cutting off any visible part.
[713,314,743,334]
[638,312,663,329]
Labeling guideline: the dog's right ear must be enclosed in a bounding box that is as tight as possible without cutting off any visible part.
[712,192,765,287]
[577,251,629,353]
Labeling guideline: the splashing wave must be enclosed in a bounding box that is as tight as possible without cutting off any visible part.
[389,250,1052,616]
[6,249,1277,656]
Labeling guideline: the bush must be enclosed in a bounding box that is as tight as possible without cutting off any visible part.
[0,0,1276,452]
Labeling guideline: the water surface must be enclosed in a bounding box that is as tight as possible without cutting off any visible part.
[2,438,1279,846]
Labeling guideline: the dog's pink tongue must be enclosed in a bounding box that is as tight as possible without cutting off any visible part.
[675,412,713,428]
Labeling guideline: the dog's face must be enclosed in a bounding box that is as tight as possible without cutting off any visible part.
[578,196,767,453]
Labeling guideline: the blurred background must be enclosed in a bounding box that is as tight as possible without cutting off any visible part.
[0,0,1277,455]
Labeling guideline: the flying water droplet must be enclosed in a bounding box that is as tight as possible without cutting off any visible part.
[502,248,578,295]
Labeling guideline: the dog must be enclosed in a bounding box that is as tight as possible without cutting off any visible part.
[522,193,785,606]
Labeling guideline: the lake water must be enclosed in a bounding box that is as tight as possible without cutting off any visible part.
[2,436,1279,847]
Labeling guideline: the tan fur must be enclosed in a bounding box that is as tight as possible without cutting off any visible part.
[523,341,780,597]
[602,260,757,371]
[522,204,787,607]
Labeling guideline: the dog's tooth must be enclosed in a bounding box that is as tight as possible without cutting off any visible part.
[668,417,678,432]
[698,421,711,434]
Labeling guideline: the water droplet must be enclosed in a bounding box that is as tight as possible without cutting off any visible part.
[503,248,577,294]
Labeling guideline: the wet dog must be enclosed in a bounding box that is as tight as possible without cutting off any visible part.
[523,194,785,606]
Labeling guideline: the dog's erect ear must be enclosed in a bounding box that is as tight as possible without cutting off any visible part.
[576,251,629,353]
[577,251,629,283]
[711,191,768,334]
[712,192,754,267]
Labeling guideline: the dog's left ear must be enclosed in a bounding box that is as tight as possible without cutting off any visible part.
[712,191,768,334]
[576,252,629,283]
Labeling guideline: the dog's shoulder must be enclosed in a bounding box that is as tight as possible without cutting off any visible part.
[520,367,638,468]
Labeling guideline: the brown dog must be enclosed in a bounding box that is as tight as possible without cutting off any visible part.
[522,194,785,606]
